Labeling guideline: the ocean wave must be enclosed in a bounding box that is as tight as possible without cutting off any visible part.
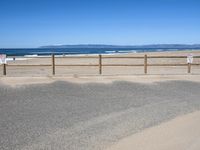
[24,54,38,57]
[105,51,116,53]
[118,50,137,53]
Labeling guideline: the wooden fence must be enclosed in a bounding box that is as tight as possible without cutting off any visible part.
[1,54,200,76]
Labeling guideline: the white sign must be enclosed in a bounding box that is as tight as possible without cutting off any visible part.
[187,54,193,64]
[0,54,7,64]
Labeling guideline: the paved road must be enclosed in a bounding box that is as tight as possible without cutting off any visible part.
[1,80,200,150]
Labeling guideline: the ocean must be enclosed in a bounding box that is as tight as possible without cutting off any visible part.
[0,48,198,56]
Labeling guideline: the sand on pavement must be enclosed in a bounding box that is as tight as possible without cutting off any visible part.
[1,75,200,87]
[107,111,200,150]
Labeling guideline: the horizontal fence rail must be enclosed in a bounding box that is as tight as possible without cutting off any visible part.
[1,54,200,76]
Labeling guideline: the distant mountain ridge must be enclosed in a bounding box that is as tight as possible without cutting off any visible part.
[40,44,200,49]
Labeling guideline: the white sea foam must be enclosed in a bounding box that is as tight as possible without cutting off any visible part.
[105,51,116,53]
[6,57,30,62]
[24,54,38,57]
[118,50,137,53]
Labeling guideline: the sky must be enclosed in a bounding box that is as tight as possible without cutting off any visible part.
[0,0,200,48]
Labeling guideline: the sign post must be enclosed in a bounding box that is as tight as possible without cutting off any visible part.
[0,54,6,64]
[187,54,193,74]
[0,54,7,75]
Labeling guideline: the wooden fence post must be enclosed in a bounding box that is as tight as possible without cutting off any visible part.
[99,54,102,75]
[144,54,147,74]
[52,54,55,75]
[188,63,191,74]
[3,64,6,76]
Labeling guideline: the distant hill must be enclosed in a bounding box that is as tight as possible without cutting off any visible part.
[40,44,200,49]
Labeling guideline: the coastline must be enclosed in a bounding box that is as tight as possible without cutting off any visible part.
[1,48,200,58]
[3,49,200,63]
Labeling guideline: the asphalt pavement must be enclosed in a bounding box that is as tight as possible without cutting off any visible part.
[1,80,200,150]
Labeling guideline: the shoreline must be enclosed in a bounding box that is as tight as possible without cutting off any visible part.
[2,49,200,63]
[3,49,200,58]
[4,49,200,62]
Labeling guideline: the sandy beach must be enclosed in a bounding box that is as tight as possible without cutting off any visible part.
[1,50,200,76]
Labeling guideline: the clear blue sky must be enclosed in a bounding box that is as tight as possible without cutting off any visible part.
[0,0,200,48]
